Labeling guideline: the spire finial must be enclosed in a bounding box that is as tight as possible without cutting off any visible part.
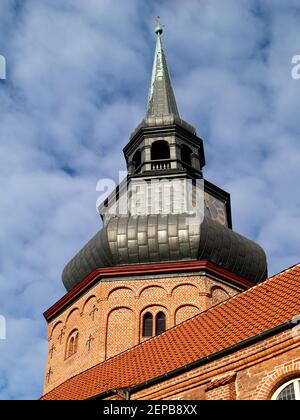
[146,16,179,119]
[154,16,164,36]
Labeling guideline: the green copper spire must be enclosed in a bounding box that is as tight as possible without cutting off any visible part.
[146,21,180,118]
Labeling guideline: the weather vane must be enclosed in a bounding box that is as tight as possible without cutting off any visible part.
[154,16,164,35]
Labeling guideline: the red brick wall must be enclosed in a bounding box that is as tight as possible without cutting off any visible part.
[122,330,300,400]
[44,274,238,394]
[205,382,235,400]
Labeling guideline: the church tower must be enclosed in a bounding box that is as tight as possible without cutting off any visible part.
[43,24,267,395]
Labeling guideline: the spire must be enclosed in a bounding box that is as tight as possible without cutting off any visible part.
[146,19,180,118]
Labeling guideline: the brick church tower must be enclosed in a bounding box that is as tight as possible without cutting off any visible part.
[42,23,267,395]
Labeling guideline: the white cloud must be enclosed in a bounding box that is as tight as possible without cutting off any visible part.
[0,0,300,399]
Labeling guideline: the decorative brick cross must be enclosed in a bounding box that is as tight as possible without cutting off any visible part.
[58,328,65,344]
[49,343,56,359]
[46,367,53,383]
[86,334,94,352]
[89,304,98,321]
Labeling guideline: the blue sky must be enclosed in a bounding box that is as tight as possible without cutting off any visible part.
[0,0,300,400]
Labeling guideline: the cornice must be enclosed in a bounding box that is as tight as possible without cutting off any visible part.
[44,260,253,322]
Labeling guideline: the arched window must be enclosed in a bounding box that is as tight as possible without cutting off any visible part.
[74,331,79,353]
[155,312,166,335]
[151,140,170,160]
[69,336,75,355]
[66,330,79,359]
[272,378,300,400]
[142,312,153,337]
[132,150,141,173]
[181,145,192,167]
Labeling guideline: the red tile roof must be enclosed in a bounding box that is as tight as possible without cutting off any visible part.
[41,263,300,400]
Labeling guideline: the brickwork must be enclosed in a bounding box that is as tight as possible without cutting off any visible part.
[205,383,234,400]
[123,330,300,400]
[44,273,238,394]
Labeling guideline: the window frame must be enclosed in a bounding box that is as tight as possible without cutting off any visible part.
[271,378,300,400]
[155,311,166,336]
[151,140,170,161]
[142,312,153,338]
[65,329,79,359]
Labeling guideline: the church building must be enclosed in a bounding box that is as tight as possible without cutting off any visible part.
[41,24,300,401]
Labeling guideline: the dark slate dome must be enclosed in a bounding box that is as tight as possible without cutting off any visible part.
[62,214,267,292]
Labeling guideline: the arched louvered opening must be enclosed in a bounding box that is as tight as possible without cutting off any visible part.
[142,312,153,338]
[155,312,166,335]
[132,150,142,173]
[151,140,170,160]
[181,145,192,167]
[151,140,171,170]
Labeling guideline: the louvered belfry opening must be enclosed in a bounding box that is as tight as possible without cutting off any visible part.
[132,149,142,173]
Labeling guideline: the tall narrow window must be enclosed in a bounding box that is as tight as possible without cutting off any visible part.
[155,312,166,335]
[142,312,153,337]
[74,331,79,353]
[69,337,74,357]
[66,330,79,359]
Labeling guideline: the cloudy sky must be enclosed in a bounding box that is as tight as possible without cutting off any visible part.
[0,0,300,400]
